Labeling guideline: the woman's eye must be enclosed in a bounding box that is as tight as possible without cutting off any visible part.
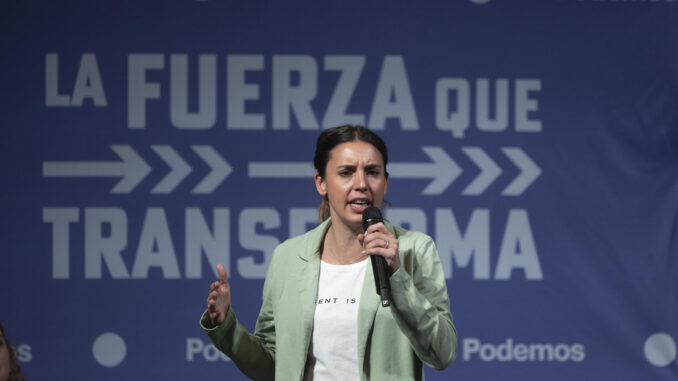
[339,171,351,177]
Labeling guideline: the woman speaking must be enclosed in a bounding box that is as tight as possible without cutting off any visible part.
[200,125,457,380]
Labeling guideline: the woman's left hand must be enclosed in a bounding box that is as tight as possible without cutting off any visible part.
[359,222,400,274]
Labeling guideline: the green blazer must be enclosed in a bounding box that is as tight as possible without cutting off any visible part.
[200,218,457,380]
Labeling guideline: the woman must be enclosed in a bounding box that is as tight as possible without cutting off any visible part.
[0,323,27,381]
[201,125,457,380]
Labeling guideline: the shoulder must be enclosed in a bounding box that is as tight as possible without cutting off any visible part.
[387,221,435,249]
[387,221,444,278]
[273,219,329,260]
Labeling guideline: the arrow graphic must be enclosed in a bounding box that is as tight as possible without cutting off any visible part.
[501,147,541,196]
[192,145,233,194]
[248,162,315,178]
[461,147,502,195]
[248,146,462,195]
[388,146,462,195]
[151,145,191,194]
[43,144,538,196]
[42,145,151,194]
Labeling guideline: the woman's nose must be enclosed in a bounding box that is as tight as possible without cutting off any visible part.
[354,171,367,190]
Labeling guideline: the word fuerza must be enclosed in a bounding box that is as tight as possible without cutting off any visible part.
[45,53,542,138]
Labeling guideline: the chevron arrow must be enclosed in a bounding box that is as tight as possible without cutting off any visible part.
[461,147,502,195]
[42,145,151,194]
[388,146,462,195]
[151,145,192,194]
[501,147,541,196]
[191,145,233,194]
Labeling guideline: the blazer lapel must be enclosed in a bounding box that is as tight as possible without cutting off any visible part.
[294,218,393,375]
[295,219,328,364]
[356,220,398,373]
[297,254,320,344]
[357,260,380,373]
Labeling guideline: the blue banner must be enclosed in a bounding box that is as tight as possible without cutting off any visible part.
[1,1,677,380]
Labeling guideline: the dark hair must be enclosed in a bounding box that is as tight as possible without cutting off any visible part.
[0,323,27,381]
[313,125,389,221]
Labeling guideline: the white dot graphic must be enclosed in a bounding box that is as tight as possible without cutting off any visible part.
[644,333,677,367]
[92,332,127,367]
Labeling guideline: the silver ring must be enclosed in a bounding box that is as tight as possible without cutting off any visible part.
[383,239,389,248]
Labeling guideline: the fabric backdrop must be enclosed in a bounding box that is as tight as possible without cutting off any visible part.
[1,1,677,380]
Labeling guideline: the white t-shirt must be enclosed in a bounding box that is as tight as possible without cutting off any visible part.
[305,258,368,380]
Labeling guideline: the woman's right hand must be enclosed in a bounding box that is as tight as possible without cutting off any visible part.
[207,263,231,326]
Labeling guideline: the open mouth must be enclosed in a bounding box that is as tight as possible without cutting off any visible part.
[349,199,372,210]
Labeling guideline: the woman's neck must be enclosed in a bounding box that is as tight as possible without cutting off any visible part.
[322,220,366,265]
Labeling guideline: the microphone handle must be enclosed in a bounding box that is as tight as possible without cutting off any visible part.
[370,253,391,307]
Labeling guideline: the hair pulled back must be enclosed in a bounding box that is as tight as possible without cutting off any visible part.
[313,125,389,221]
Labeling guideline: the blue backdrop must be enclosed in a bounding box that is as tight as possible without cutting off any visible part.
[1,0,677,380]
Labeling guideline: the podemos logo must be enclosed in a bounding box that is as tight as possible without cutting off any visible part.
[463,338,585,362]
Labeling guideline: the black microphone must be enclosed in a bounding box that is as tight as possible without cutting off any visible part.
[362,206,391,308]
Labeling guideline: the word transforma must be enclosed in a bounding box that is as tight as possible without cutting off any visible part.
[42,207,543,281]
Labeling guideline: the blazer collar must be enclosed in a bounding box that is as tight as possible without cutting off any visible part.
[295,218,329,364]
[298,218,331,262]
[356,219,398,372]
[295,217,399,374]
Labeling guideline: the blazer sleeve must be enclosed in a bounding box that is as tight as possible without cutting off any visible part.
[388,234,458,370]
[199,255,279,381]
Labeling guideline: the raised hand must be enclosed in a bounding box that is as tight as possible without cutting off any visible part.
[206,263,231,325]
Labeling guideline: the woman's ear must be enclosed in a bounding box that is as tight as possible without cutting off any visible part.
[314,172,327,196]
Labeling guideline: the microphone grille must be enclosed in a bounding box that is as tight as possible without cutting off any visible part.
[362,206,383,231]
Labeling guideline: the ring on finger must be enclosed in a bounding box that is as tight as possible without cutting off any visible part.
[383,239,389,248]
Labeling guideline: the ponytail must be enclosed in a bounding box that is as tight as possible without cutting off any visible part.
[318,194,330,221]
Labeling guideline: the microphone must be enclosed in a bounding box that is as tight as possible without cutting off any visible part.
[362,206,391,308]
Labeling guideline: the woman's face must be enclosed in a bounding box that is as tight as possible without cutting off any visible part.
[315,140,388,231]
[0,332,10,381]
